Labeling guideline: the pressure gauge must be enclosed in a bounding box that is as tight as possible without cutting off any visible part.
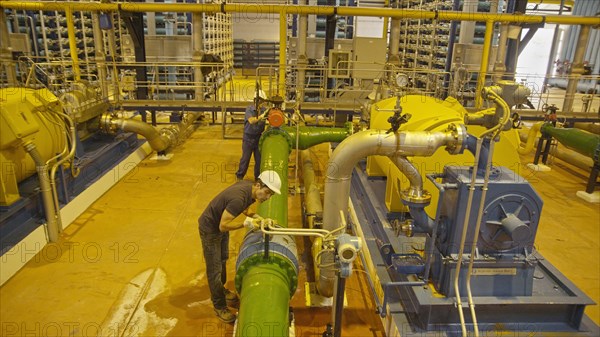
[396,73,409,88]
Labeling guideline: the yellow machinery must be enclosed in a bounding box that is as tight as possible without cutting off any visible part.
[367,95,521,214]
[0,88,66,206]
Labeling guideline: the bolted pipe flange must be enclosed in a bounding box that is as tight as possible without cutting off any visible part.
[400,188,432,205]
[160,126,179,143]
[235,231,299,296]
[445,123,467,155]
[259,127,293,154]
[99,113,118,134]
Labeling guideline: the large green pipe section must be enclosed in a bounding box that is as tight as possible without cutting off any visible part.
[281,125,350,150]
[541,123,600,161]
[258,131,292,226]
[256,125,350,224]
[235,125,351,336]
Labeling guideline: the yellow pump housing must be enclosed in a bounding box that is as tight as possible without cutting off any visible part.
[0,88,66,206]
[367,95,521,215]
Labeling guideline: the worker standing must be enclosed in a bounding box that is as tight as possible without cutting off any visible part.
[198,170,282,323]
[235,90,268,181]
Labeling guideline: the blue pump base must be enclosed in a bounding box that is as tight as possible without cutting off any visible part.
[349,161,599,336]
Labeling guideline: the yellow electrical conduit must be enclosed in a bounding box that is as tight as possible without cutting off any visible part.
[1,1,598,25]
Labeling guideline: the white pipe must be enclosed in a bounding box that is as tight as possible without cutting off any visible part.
[259,219,345,240]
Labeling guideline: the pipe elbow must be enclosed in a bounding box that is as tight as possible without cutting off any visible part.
[317,274,335,298]
[110,118,172,152]
[315,248,336,297]
[408,205,435,233]
[518,122,542,155]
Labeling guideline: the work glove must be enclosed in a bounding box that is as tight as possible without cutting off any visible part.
[243,216,262,231]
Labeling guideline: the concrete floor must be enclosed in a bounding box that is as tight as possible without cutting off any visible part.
[0,124,385,337]
[0,116,598,336]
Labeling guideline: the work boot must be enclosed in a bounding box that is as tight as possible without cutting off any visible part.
[224,289,239,306]
[214,307,236,323]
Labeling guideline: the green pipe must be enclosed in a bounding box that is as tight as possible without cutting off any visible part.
[282,125,351,150]
[235,126,352,336]
[258,132,291,227]
[541,124,600,161]
[236,263,294,336]
[257,126,352,225]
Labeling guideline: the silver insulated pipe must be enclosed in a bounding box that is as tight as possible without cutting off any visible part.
[317,126,466,296]
[101,112,203,153]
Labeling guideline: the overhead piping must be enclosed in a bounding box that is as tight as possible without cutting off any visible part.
[1,1,599,25]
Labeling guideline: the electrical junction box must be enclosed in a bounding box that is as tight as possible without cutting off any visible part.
[328,50,352,79]
[352,37,386,80]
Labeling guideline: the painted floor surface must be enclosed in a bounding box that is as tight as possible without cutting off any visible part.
[0,122,598,336]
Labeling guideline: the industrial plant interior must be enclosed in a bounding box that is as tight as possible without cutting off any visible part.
[1,0,599,336]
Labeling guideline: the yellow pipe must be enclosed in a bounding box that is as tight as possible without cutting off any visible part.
[475,21,494,109]
[121,3,220,13]
[517,122,544,154]
[528,0,574,5]
[279,10,287,97]
[1,1,598,26]
[65,7,81,81]
[518,122,543,154]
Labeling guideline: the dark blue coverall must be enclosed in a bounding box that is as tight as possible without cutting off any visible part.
[235,104,266,180]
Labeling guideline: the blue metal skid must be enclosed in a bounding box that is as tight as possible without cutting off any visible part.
[349,161,599,336]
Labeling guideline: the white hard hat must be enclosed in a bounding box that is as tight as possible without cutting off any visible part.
[258,170,281,195]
